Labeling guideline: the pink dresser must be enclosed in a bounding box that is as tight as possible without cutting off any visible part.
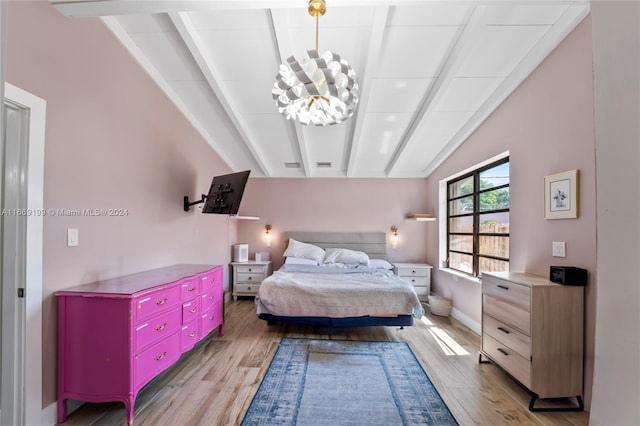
[56,264,224,425]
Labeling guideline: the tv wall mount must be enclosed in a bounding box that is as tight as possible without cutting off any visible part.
[183,184,233,212]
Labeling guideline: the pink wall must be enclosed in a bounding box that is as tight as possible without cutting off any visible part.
[237,178,432,269]
[6,1,234,407]
[424,17,596,408]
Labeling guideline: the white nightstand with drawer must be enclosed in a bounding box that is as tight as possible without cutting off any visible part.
[231,261,272,301]
[393,263,432,301]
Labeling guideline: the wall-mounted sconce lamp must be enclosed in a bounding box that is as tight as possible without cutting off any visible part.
[265,224,272,248]
[390,225,398,249]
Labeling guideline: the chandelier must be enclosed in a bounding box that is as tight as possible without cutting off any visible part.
[272,0,359,126]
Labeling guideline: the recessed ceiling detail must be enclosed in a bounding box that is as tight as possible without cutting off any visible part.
[53,0,590,178]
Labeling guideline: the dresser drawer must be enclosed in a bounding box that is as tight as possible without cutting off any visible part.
[396,266,430,277]
[200,268,223,293]
[483,334,531,388]
[399,276,429,287]
[182,298,201,324]
[134,331,181,389]
[235,264,266,274]
[483,295,530,335]
[179,277,199,301]
[135,286,181,322]
[413,286,429,298]
[201,290,222,313]
[134,307,181,353]
[234,283,259,294]
[236,272,264,284]
[483,277,530,311]
[483,314,531,359]
[200,302,223,339]
[180,322,199,353]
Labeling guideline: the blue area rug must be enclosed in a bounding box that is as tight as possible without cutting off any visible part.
[241,338,458,426]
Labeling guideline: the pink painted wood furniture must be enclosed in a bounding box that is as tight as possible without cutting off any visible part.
[56,264,224,425]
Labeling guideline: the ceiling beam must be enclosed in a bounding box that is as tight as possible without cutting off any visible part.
[346,6,390,177]
[169,11,272,177]
[100,16,240,172]
[421,4,590,177]
[269,8,313,177]
[385,5,486,176]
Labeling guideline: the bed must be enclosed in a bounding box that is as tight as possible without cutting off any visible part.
[255,232,423,328]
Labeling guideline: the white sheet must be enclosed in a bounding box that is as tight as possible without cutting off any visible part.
[255,265,423,319]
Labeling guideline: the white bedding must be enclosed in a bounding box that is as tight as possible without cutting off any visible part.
[255,264,423,319]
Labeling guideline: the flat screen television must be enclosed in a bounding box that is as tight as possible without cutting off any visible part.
[202,170,250,215]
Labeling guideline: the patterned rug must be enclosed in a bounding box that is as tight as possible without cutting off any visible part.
[241,338,458,425]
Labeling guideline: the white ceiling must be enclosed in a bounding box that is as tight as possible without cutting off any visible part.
[53,0,589,178]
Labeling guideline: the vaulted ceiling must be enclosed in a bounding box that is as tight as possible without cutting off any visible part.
[53,0,589,178]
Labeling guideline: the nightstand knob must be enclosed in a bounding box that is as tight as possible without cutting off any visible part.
[411,270,416,274]
[249,268,253,272]
[248,276,252,281]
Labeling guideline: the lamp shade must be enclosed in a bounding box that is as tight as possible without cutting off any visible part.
[272,50,359,126]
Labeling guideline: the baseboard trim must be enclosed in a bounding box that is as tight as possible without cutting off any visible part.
[43,399,84,426]
[451,307,481,335]
[224,291,232,304]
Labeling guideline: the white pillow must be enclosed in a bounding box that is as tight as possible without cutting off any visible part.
[323,248,369,266]
[367,259,394,270]
[284,256,319,266]
[282,239,325,264]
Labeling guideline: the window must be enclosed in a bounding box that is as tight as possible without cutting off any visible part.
[446,158,509,277]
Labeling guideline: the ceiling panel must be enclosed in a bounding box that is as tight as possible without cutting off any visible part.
[55,0,590,178]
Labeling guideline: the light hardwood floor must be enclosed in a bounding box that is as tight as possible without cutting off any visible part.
[61,299,589,426]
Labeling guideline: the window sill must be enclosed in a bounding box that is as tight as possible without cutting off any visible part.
[439,267,481,284]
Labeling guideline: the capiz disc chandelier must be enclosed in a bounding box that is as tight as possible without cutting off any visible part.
[272,0,359,126]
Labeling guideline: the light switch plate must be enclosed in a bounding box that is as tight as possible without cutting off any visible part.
[552,241,566,257]
[67,228,79,247]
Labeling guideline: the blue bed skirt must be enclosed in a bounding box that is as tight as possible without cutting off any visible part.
[258,313,414,328]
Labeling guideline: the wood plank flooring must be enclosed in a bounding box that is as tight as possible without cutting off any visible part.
[60,299,589,426]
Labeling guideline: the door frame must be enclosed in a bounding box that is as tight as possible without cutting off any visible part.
[2,82,46,425]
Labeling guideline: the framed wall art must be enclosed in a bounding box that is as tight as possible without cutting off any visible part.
[544,169,579,219]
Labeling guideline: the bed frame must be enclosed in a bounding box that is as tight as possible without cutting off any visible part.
[258,231,414,328]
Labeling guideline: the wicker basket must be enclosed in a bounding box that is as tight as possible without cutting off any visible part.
[428,294,452,317]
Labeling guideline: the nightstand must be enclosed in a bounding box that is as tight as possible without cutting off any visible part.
[231,261,272,301]
[393,263,432,301]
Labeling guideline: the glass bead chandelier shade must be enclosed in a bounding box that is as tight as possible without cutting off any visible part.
[272,0,359,126]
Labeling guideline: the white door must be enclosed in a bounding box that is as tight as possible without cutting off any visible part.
[1,83,46,426]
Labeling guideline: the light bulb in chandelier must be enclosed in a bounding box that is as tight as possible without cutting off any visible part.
[272,0,359,126]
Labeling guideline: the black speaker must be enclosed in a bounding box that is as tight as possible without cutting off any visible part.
[549,266,587,286]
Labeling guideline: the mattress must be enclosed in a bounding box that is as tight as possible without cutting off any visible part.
[255,264,423,319]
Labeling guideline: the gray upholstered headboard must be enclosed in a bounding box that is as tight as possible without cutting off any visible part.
[284,232,387,259]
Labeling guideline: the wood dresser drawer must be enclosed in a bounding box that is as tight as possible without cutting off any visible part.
[483,334,531,389]
[395,266,430,277]
[398,276,429,287]
[483,276,530,310]
[179,277,200,301]
[235,264,266,274]
[134,306,182,353]
[181,298,201,324]
[200,268,223,293]
[135,285,181,322]
[483,294,530,335]
[236,272,265,283]
[134,331,181,389]
[200,302,224,338]
[180,322,199,353]
[234,283,260,294]
[482,314,531,359]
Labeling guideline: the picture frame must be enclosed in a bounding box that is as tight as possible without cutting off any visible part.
[544,169,579,219]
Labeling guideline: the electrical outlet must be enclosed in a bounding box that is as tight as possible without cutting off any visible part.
[552,241,566,257]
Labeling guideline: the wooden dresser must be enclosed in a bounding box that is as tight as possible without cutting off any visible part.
[56,264,224,425]
[480,272,584,411]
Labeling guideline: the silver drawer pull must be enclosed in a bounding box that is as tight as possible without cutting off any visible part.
[497,348,509,356]
[497,285,509,290]
[497,327,510,334]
